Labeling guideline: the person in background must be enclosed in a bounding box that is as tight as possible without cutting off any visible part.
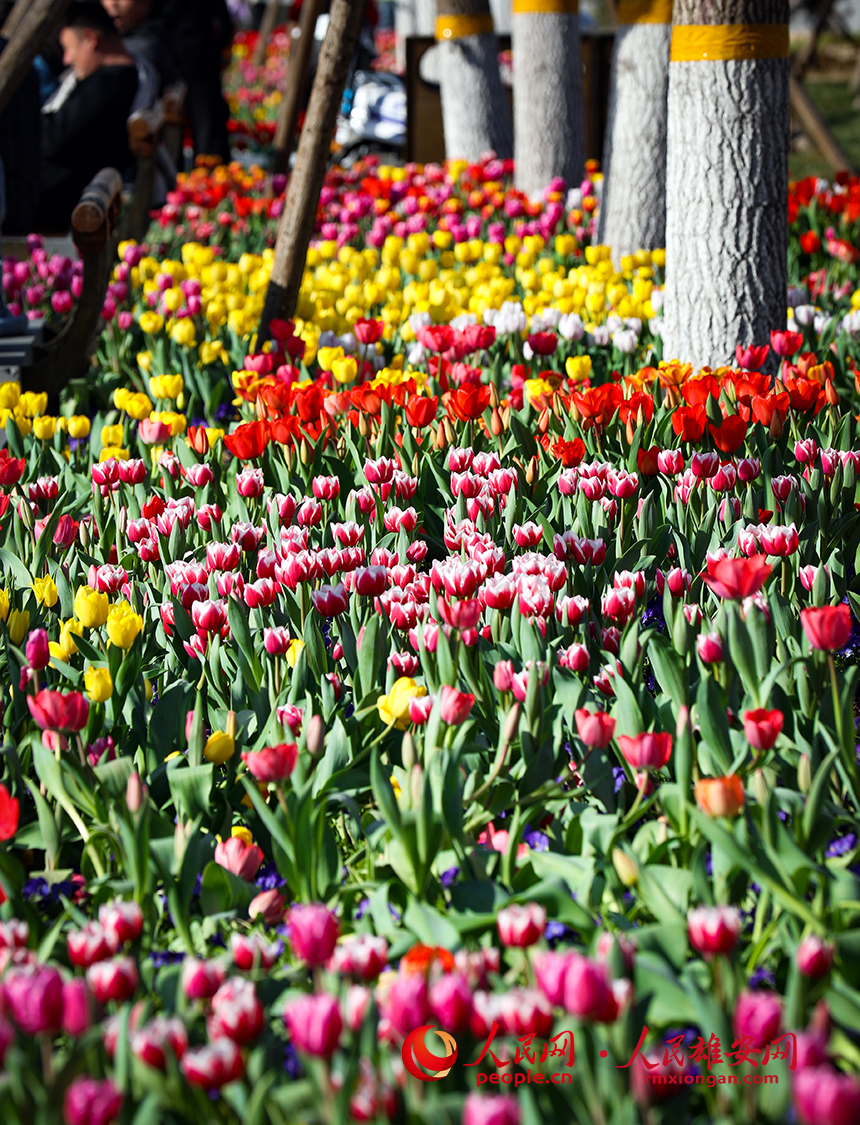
[36,2,139,231]
[161,0,233,164]
[0,36,41,233]
[102,0,176,92]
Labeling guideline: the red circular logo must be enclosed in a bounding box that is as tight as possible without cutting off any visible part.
[401,1025,458,1081]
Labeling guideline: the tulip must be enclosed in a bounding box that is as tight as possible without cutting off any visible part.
[204,730,235,764]
[214,836,263,881]
[181,1038,245,1087]
[796,935,835,978]
[86,956,138,1003]
[25,628,50,671]
[231,931,279,970]
[27,688,89,732]
[794,1066,860,1125]
[563,953,610,1020]
[574,707,615,748]
[695,774,745,817]
[311,582,349,617]
[68,921,112,967]
[182,956,226,1002]
[328,933,389,980]
[209,977,264,1042]
[696,632,723,663]
[4,963,64,1034]
[7,608,29,645]
[439,684,475,725]
[800,605,852,651]
[617,732,672,771]
[74,585,109,627]
[99,900,143,951]
[249,889,287,927]
[743,708,783,750]
[701,554,772,600]
[462,1094,520,1125]
[533,949,573,1006]
[288,902,339,965]
[0,919,28,948]
[263,626,291,655]
[383,972,430,1037]
[242,743,298,783]
[85,665,113,703]
[497,902,546,948]
[131,1015,188,1070]
[687,905,741,956]
[63,1077,123,1125]
[285,992,343,1057]
[429,972,473,1032]
[734,988,781,1048]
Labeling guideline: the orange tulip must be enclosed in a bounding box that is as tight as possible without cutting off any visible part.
[695,775,745,818]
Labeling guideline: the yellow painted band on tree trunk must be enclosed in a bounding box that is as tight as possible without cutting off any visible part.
[435,13,495,39]
[617,0,672,25]
[670,23,789,62]
[511,0,579,14]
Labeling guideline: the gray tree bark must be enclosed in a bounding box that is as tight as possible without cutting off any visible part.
[437,0,513,161]
[395,0,436,70]
[663,0,789,368]
[512,11,584,199]
[597,21,671,263]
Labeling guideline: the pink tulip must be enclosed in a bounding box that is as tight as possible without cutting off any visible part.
[462,1093,520,1125]
[181,1038,244,1088]
[617,732,672,770]
[4,963,64,1034]
[182,956,226,1001]
[563,953,610,1020]
[288,903,339,966]
[248,889,287,927]
[214,836,264,881]
[209,978,264,1043]
[284,992,343,1056]
[138,418,171,444]
[687,905,741,956]
[796,935,835,978]
[62,978,93,1037]
[327,933,389,980]
[733,989,781,1048]
[86,956,138,1003]
[574,707,615,748]
[795,1065,860,1125]
[429,972,473,1032]
[63,1077,123,1125]
[25,629,50,671]
[383,972,429,1037]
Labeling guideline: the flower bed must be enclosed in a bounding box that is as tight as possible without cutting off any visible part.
[0,158,859,1124]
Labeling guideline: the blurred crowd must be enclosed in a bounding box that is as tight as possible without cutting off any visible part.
[0,0,235,233]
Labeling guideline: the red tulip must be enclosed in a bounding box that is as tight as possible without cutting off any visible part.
[182,956,226,1000]
[241,743,298,782]
[354,317,383,344]
[796,935,835,978]
[800,604,851,651]
[209,977,264,1043]
[0,783,19,841]
[700,554,772,600]
[440,685,475,725]
[445,383,492,422]
[735,344,769,370]
[0,449,25,487]
[709,415,747,454]
[223,420,270,460]
[289,902,339,965]
[497,903,546,948]
[743,708,784,750]
[687,905,741,956]
[27,689,89,732]
[617,732,672,770]
[181,1039,244,1088]
[86,956,138,1003]
[770,329,803,358]
[404,394,438,428]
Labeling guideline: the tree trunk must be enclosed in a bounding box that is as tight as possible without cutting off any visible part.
[663,0,789,369]
[395,0,436,71]
[254,0,283,66]
[437,0,512,161]
[0,0,72,116]
[259,0,366,338]
[512,3,584,199]
[272,0,324,175]
[597,0,672,264]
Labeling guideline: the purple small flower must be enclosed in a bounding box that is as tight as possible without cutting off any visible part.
[826,833,858,858]
[612,766,625,794]
[440,866,459,888]
[255,862,287,890]
[748,966,776,990]
[355,897,370,920]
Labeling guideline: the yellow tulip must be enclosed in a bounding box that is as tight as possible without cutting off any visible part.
[317,346,344,372]
[376,677,426,730]
[204,730,235,765]
[0,589,8,621]
[85,666,113,703]
[68,415,91,439]
[124,393,153,421]
[286,639,305,668]
[101,424,124,448]
[231,825,253,845]
[33,576,59,608]
[32,415,57,440]
[171,319,196,346]
[19,391,47,418]
[8,609,29,645]
[0,382,20,410]
[565,355,592,383]
[331,356,358,384]
[113,388,131,411]
[138,311,164,335]
[137,350,153,371]
[106,602,143,649]
[100,446,130,462]
[149,374,184,400]
[74,586,109,628]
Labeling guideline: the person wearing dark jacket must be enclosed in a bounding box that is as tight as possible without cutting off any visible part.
[102,0,178,91]
[0,37,41,233]
[36,3,139,230]
[162,0,233,163]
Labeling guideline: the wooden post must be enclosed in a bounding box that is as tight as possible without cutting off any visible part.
[0,0,72,116]
[791,0,836,79]
[253,0,284,66]
[271,0,324,175]
[258,0,366,338]
[790,75,856,174]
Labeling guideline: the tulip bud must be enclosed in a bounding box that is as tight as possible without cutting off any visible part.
[501,405,511,429]
[488,383,500,409]
[537,407,550,434]
[117,505,127,540]
[753,769,768,807]
[769,410,784,441]
[226,710,238,739]
[300,438,311,466]
[401,729,415,771]
[525,457,538,486]
[798,753,812,793]
[305,714,324,758]
[490,408,503,436]
[612,848,639,887]
[126,771,144,813]
[79,520,90,549]
[502,702,521,747]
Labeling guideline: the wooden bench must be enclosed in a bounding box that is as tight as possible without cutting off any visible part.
[22,167,122,403]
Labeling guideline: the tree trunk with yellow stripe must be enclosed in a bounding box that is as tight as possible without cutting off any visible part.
[663,0,789,368]
[597,1,672,264]
[512,2,584,199]
[436,0,513,161]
